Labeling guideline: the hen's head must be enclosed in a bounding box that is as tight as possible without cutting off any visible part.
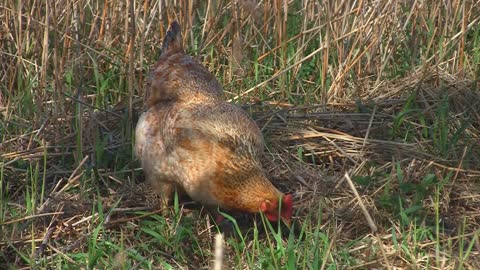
[260,194,293,225]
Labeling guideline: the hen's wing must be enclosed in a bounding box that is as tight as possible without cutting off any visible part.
[176,102,264,156]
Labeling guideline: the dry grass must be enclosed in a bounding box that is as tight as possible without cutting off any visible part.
[1,0,480,269]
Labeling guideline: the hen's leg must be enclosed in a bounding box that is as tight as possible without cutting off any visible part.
[174,184,186,199]
[148,177,175,212]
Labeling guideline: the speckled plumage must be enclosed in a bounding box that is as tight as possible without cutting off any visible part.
[135,22,292,222]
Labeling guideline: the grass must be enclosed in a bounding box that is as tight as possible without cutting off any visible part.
[1,0,480,269]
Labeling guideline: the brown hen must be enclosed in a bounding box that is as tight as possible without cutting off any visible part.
[135,21,293,225]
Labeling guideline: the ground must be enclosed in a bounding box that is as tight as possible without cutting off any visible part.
[1,1,480,269]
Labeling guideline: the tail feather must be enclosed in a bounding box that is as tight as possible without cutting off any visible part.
[162,21,183,55]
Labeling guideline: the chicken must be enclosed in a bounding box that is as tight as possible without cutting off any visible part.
[135,21,293,225]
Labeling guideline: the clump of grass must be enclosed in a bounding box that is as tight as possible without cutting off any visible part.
[1,0,480,269]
